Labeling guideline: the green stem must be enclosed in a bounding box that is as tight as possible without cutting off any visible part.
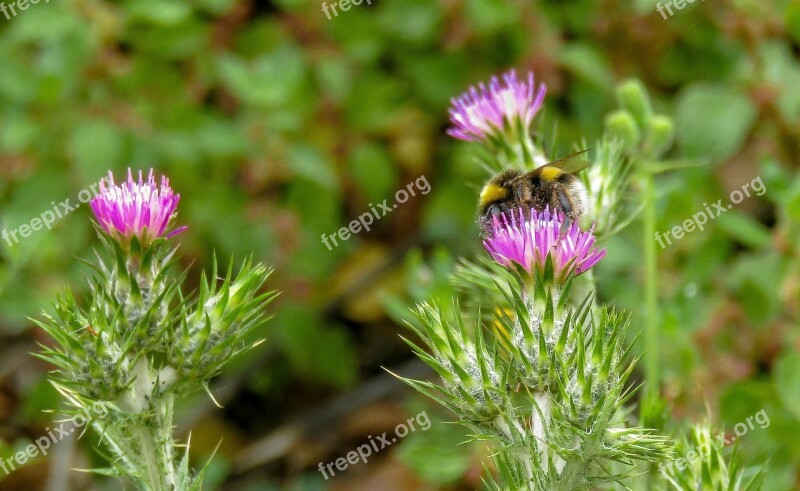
[642,169,660,404]
[642,167,667,489]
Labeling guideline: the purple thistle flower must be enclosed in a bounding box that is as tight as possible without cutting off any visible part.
[447,69,547,142]
[483,207,605,283]
[90,169,186,246]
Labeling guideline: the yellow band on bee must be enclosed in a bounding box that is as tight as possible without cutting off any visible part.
[539,166,562,181]
[479,183,507,207]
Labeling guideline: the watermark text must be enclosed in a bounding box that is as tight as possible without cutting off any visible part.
[0,0,50,21]
[321,0,371,20]
[0,402,108,476]
[2,182,100,247]
[657,0,706,19]
[317,410,431,480]
[660,409,770,477]
[321,175,431,251]
[655,176,765,249]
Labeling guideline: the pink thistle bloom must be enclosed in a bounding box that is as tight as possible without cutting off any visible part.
[90,169,186,246]
[447,69,547,142]
[483,207,605,283]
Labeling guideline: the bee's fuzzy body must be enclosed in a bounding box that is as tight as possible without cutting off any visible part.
[478,153,590,236]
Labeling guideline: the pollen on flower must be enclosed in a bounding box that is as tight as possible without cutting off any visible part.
[482,207,606,283]
[447,69,547,142]
[90,168,186,246]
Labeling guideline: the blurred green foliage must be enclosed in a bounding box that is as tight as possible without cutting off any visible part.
[0,0,798,489]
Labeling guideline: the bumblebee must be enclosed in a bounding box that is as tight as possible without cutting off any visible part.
[478,150,590,236]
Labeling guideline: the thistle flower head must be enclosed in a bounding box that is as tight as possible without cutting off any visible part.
[483,207,605,283]
[90,168,186,247]
[447,69,546,142]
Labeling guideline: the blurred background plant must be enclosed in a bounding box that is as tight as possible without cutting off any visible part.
[0,0,798,489]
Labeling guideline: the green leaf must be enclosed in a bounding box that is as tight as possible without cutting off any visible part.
[132,20,209,60]
[6,4,86,44]
[315,57,352,104]
[348,142,397,204]
[377,0,442,46]
[287,144,337,191]
[69,121,125,181]
[397,51,468,107]
[774,354,800,422]
[216,47,307,108]
[194,0,235,15]
[725,252,783,325]
[758,41,800,124]
[344,72,406,132]
[786,177,800,222]
[559,42,614,91]
[126,0,193,26]
[275,304,358,387]
[395,415,472,485]
[714,212,771,250]
[675,84,757,162]
[719,381,772,429]
[785,1,800,44]
[465,0,520,34]
[0,115,39,152]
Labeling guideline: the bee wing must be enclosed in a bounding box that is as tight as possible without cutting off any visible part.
[539,149,590,173]
[511,150,590,182]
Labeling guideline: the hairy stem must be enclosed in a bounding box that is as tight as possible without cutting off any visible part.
[130,359,177,490]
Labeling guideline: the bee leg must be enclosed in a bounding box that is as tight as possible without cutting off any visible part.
[559,216,572,235]
[556,188,573,215]
[556,188,573,235]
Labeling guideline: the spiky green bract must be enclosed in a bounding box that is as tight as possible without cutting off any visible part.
[660,425,763,491]
[580,137,637,238]
[95,229,182,351]
[398,262,672,490]
[34,228,275,490]
[34,230,182,402]
[453,257,517,322]
[170,256,277,386]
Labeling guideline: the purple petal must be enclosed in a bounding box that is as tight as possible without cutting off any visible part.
[89,168,184,245]
[482,206,605,282]
[447,69,547,142]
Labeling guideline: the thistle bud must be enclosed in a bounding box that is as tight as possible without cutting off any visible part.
[605,109,641,152]
[616,79,653,129]
[645,114,675,158]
